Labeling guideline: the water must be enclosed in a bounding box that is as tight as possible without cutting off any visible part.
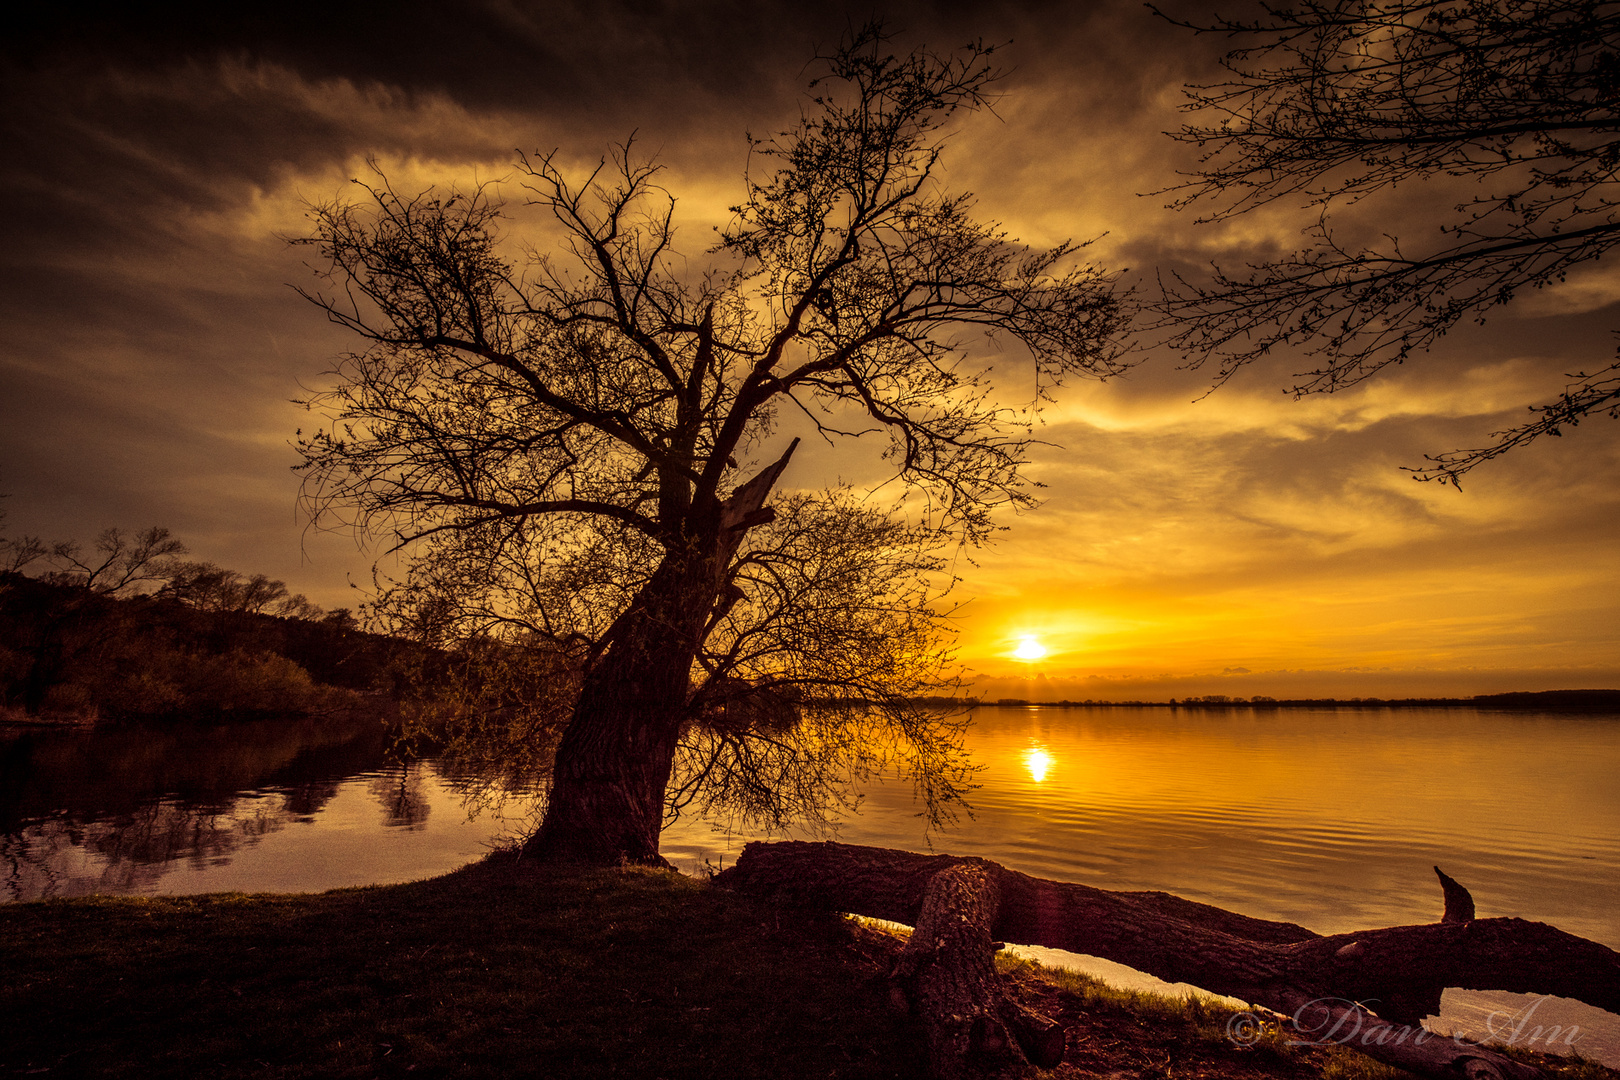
[669,706,1620,945]
[4,705,1617,1061]
[0,713,545,900]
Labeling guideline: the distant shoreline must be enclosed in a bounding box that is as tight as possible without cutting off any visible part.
[950,689,1620,712]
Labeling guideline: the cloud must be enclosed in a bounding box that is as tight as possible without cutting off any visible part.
[1515,260,1620,317]
[1,0,1616,695]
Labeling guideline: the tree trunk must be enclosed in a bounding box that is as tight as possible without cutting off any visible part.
[522,553,714,867]
[523,442,798,866]
[716,841,1620,1080]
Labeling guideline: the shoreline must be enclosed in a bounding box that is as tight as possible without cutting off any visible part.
[973,689,1620,712]
[4,856,1616,1080]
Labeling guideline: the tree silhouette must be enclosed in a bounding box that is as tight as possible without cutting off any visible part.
[1155,0,1620,482]
[44,527,185,595]
[157,560,323,618]
[295,27,1128,865]
[0,500,49,575]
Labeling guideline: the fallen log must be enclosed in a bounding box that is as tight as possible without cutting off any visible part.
[714,841,1620,1080]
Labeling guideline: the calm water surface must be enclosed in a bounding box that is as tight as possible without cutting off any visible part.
[5,705,1617,1059]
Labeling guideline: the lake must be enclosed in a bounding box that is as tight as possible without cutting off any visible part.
[4,704,1617,1062]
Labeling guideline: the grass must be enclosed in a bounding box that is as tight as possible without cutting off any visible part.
[3,860,1616,1080]
[0,855,922,1079]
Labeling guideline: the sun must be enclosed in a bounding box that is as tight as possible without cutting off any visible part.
[1012,635,1048,661]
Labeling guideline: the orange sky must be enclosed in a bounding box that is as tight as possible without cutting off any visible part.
[2,1,1617,697]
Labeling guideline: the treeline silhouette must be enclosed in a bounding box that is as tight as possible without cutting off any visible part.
[0,524,421,723]
[992,690,1620,712]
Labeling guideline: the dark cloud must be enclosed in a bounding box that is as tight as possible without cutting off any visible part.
[10,0,806,107]
[8,1,1103,120]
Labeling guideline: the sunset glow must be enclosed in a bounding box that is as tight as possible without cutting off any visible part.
[1012,636,1049,661]
[1,4,1616,702]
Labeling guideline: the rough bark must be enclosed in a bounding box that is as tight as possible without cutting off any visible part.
[521,552,711,867]
[523,443,797,866]
[715,841,1620,1080]
[891,864,1065,1079]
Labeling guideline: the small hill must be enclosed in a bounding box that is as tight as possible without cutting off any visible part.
[0,571,420,723]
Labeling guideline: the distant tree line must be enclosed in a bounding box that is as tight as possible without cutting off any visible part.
[993,692,1620,711]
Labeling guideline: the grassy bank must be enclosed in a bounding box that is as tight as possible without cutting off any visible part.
[1,856,920,1079]
[2,857,1614,1080]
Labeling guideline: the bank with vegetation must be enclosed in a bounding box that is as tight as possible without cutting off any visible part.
[2,854,1614,1080]
[0,569,418,725]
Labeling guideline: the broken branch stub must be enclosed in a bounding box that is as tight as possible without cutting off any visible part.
[890,863,1065,1079]
[1437,865,1478,924]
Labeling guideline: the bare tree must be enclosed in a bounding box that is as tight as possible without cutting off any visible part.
[0,503,49,575]
[1154,0,1620,482]
[47,527,186,595]
[157,560,321,617]
[1,537,49,575]
[296,26,1128,865]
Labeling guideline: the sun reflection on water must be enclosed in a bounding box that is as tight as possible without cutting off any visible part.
[1024,745,1054,783]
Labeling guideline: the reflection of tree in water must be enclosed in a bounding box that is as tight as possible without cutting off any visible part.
[0,715,552,902]
[0,711,387,832]
[282,779,343,820]
[1,789,326,902]
[0,711,403,901]
[367,763,431,830]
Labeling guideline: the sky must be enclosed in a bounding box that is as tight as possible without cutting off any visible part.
[3,0,1617,700]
